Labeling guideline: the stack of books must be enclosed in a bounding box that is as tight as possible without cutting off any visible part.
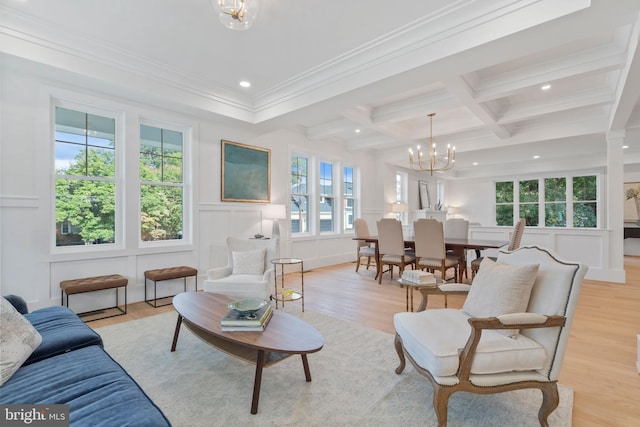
[220,304,273,332]
[402,270,437,285]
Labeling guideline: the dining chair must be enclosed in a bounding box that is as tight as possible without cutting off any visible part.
[376,218,415,284]
[470,218,526,279]
[444,218,470,280]
[413,218,460,290]
[354,218,376,272]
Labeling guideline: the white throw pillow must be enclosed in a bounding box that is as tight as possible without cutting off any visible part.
[232,249,266,275]
[463,258,539,337]
[0,297,42,385]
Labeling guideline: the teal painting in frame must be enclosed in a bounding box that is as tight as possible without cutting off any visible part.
[221,140,271,203]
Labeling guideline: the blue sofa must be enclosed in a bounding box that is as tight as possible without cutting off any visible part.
[0,295,170,426]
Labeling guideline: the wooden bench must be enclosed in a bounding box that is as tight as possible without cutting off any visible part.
[144,266,198,307]
[60,274,128,321]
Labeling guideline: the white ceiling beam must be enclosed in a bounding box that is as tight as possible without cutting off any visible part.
[305,118,356,140]
[475,47,627,102]
[444,76,511,139]
[609,13,640,131]
[371,89,456,123]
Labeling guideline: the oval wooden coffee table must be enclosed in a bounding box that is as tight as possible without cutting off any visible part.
[171,292,324,414]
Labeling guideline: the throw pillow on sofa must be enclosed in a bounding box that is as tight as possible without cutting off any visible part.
[0,297,42,385]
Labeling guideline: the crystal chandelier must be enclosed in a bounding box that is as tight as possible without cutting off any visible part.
[408,113,455,176]
[214,0,260,30]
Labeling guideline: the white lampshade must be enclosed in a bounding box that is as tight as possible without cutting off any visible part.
[214,0,260,30]
[391,203,409,213]
[263,204,287,219]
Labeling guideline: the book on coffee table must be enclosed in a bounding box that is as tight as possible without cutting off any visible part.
[401,270,437,285]
[221,308,273,332]
[221,304,273,327]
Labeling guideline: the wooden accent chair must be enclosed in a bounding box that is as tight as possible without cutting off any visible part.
[354,218,376,272]
[394,245,588,426]
[471,218,526,279]
[376,218,415,284]
[414,218,460,282]
[444,218,470,279]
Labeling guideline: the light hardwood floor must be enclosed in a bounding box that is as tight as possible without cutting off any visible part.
[91,258,640,426]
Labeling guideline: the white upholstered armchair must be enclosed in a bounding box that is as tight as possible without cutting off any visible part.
[203,237,280,301]
[394,245,588,426]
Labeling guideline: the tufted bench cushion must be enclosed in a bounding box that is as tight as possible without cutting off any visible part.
[60,274,128,295]
[144,266,197,282]
[144,266,198,307]
[60,274,128,321]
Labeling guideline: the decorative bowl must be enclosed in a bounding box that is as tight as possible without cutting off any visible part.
[228,298,267,316]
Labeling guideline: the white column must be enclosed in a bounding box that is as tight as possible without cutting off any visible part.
[607,130,626,281]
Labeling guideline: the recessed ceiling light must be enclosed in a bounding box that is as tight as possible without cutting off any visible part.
[472,162,478,166]
[541,84,551,90]
[533,155,540,159]
[239,81,251,88]
[623,145,629,149]
[355,129,361,133]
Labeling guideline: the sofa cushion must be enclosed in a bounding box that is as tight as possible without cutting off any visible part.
[463,258,539,337]
[24,306,103,365]
[394,309,547,377]
[1,345,170,426]
[0,298,42,386]
[232,249,266,275]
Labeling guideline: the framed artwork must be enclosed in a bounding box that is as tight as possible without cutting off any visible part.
[221,140,271,203]
[624,182,640,222]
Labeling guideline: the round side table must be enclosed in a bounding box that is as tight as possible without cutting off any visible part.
[271,258,304,312]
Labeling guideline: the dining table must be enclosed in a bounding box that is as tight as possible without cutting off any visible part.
[354,236,508,282]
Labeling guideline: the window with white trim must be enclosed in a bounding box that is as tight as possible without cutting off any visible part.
[291,155,309,234]
[343,166,355,231]
[54,106,117,247]
[319,161,335,232]
[139,124,185,241]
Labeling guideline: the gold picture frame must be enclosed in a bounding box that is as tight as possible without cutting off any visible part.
[221,140,271,203]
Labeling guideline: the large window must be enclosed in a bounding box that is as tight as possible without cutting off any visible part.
[54,106,117,247]
[291,155,309,234]
[343,166,355,231]
[495,175,597,228]
[319,161,334,232]
[139,124,185,241]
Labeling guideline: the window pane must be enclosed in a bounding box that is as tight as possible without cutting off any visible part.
[519,180,538,202]
[320,162,332,195]
[574,202,597,227]
[496,204,513,226]
[496,182,513,203]
[545,178,566,201]
[520,204,539,226]
[55,179,115,246]
[140,184,184,241]
[574,176,596,201]
[55,142,84,174]
[291,195,308,233]
[344,198,354,231]
[87,146,115,178]
[163,156,183,183]
[140,153,162,181]
[320,196,334,232]
[343,167,353,196]
[545,203,566,227]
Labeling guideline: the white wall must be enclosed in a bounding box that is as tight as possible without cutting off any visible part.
[0,67,365,310]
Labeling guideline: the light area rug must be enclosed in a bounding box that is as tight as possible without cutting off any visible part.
[96,309,572,427]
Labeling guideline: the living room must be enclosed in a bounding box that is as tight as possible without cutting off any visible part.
[1,0,640,425]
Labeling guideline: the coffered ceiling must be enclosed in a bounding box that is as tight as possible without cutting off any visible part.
[2,0,640,179]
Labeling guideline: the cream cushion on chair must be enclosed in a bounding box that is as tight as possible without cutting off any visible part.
[232,249,266,275]
[463,258,539,337]
[394,309,546,378]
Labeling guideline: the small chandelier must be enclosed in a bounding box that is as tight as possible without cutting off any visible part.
[408,113,455,176]
[214,0,260,30]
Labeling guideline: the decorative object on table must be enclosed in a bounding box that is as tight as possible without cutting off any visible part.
[221,300,273,331]
[394,245,588,426]
[401,270,436,285]
[390,202,408,221]
[221,140,270,203]
[213,0,260,31]
[408,113,455,176]
[624,182,640,223]
[203,237,280,300]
